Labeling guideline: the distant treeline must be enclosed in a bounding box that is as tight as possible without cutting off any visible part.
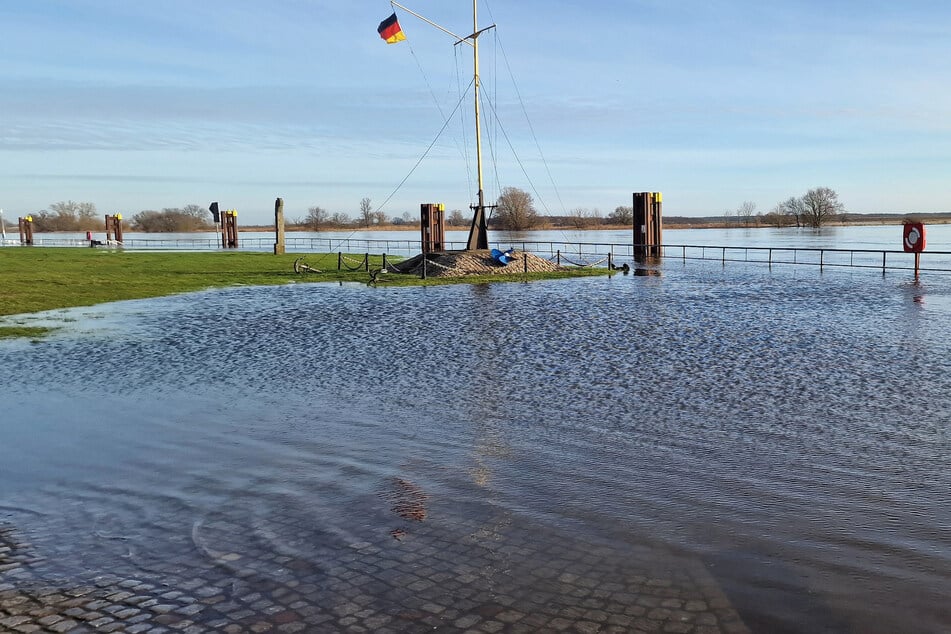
[23,202,216,233]
[20,198,951,233]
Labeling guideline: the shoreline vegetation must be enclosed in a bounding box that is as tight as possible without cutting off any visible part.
[0,249,603,340]
[12,211,951,236]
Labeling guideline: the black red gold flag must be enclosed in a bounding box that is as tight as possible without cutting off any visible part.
[377,13,406,43]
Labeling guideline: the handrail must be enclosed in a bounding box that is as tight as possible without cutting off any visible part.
[7,236,951,273]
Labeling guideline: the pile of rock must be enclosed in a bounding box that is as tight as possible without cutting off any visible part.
[387,250,562,278]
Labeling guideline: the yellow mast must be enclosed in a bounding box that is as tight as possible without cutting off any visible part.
[390,1,493,249]
[469,0,488,249]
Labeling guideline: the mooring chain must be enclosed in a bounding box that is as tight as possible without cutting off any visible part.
[420,258,453,271]
[340,253,369,271]
[558,254,609,267]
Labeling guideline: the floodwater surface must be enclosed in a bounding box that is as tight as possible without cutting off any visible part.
[1,261,949,633]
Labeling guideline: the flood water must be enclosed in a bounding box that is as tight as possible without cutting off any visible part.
[1,260,950,632]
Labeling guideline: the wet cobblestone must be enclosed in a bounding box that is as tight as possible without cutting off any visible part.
[0,515,750,633]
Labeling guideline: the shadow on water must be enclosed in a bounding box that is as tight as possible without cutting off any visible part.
[704,550,850,634]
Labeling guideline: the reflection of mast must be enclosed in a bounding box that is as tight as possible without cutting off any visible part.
[391,1,494,250]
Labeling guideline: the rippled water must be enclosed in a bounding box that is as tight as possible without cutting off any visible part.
[2,261,950,632]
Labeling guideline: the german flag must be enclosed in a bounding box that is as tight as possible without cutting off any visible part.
[377,13,406,44]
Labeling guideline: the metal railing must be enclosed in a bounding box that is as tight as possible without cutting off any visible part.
[4,236,950,274]
[663,244,951,274]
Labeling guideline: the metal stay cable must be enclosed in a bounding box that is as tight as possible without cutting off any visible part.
[371,76,476,219]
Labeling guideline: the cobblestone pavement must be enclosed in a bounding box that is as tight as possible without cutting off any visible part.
[1,503,750,634]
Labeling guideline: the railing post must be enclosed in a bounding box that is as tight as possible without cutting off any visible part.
[683,246,686,262]
[820,250,824,270]
[608,252,613,270]
[338,252,342,271]
[365,253,369,271]
[557,249,561,265]
[882,251,886,275]
[382,253,387,270]
[722,247,726,265]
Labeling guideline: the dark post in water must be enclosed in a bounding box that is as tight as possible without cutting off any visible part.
[18,216,34,245]
[420,203,446,253]
[105,214,124,244]
[223,210,239,248]
[274,198,286,255]
[633,192,663,262]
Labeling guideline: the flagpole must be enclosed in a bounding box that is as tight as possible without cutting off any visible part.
[387,1,493,250]
[467,0,488,250]
[390,2,472,47]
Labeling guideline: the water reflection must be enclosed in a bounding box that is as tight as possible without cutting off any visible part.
[1,262,950,633]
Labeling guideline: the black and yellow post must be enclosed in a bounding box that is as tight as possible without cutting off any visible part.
[420,203,446,253]
[633,192,663,262]
[18,215,34,245]
[105,213,124,243]
[223,209,239,248]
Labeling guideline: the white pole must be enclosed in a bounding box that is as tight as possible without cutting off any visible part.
[0,208,5,241]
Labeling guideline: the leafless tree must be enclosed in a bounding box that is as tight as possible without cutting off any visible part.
[775,196,806,227]
[447,209,466,226]
[568,207,602,228]
[609,205,633,225]
[801,187,844,228]
[306,206,328,231]
[329,212,351,226]
[736,201,756,227]
[131,205,211,232]
[359,197,373,227]
[495,187,539,230]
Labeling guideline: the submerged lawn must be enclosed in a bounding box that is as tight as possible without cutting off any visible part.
[0,248,602,338]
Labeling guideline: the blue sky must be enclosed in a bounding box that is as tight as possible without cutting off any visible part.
[2,0,950,225]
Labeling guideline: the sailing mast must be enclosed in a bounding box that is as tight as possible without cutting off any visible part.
[467,0,488,250]
[390,1,494,250]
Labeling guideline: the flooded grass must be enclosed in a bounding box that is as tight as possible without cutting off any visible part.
[0,248,603,337]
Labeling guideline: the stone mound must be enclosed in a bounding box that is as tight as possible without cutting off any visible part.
[387,250,561,278]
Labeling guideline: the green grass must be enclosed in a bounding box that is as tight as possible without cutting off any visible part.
[0,325,54,340]
[0,248,604,338]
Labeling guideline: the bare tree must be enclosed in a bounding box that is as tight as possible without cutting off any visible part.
[35,200,99,231]
[359,197,373,227]
[609,205,633,225]
[329,212,351,226]
[494,187,539,230]
[568,207,602,228]
[306,206,328,231]
[801,187,844,228]
[736,201,756,227]
[447,209,466,226]
[131,206,211,232]
[775,196,805,228]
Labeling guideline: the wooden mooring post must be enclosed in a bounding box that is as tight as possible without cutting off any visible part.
[104,213,123,243]
[222,209,238,248]
[420,203,446,253]
[18,216,34,245]
[633,191,662,262]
